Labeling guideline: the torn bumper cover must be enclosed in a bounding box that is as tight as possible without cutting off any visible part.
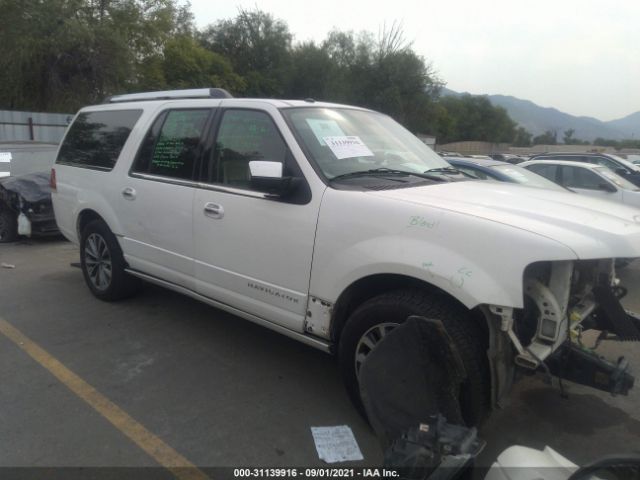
[359,316,484,478]
[0,171,58,237]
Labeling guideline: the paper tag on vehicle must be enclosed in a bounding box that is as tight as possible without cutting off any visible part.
[311,425,364,463]
[323,136,374,160]
[306,119,345,145]
[0,152,12,162]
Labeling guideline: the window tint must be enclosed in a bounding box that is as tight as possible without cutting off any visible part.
[57,110,142,170]
[212,110,287,189]
[561,166,606,190]
[527,164,558,182]
[592,156,621,170]
[133,109,210,180]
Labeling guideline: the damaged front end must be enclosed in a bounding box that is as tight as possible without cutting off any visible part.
[0,171,58,242]
[489,259,639,403]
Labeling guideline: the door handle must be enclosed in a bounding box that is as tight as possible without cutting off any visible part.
[204,202,224,219]
[122,187,136,200]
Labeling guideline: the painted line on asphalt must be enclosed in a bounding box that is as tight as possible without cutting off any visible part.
[0,316,209,480]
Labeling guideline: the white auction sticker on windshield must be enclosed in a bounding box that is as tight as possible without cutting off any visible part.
[323,136,374,160]
[306,119,345,145]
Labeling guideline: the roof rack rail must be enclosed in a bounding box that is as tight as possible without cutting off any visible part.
[104,88,233,103]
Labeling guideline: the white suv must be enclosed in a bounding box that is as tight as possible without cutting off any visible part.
[51,88,640,423]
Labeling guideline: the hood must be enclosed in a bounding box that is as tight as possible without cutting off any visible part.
[370,181,640,259]
[0,171,51,203]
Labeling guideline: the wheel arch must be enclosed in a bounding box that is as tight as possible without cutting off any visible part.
[77,208,107,239]
[330,273,490,345]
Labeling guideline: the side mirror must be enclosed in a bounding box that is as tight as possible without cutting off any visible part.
[598,182,617,193]
[248,161,297,196]
[615,167,628,176]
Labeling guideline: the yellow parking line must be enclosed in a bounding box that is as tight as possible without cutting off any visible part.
[0,316,209,480]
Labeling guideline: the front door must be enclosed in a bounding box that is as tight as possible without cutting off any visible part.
[193,107,321,332]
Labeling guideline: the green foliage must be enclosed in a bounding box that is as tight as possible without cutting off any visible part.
[512,127,533,147]
[0,0,197,111]
[593,138,640,149]
[0,3,514,144]
[138,36,245,92]
[200,8,293,97]
[562,128,590,145]
[533,130,558,145]
[434,94,517,143]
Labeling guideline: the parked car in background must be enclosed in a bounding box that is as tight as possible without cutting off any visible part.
[487,153,525,164]
[528,152,640,187]
[520,160,640,209]
[624,154,640,166]
[0,171,58,242]
[446,157,567,191]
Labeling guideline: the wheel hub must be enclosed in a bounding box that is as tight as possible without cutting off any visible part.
[354,322,399,377]
[84,233,112,291]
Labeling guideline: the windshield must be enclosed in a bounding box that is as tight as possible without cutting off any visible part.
[608,154,640,172]
[594,166,639,190]
[282,107,450,179]
[492,164,567,191]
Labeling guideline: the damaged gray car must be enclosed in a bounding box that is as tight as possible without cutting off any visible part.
[0,171,58,242]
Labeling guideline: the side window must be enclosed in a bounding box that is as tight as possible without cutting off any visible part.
[528,164,558,182]
[132,109,210,180]
[561,166,603,190]
[57,110,142,170]
[592,156,619,170]
[211,109,287,189]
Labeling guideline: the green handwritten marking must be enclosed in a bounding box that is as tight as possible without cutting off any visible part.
[449,267,472,288]
[408,216,439,229]
[458,267,473,277]
[422,261,434,269]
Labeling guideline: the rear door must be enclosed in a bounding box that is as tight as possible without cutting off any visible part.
[192,106,320,332]
[114,108,213,289]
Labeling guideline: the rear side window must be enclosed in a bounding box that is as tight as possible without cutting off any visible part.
[132,109,210,180]
[527,163,558,182]
[57,110,142,170]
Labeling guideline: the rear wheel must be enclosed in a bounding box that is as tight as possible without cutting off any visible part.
[0,208,18,243]
[338,289,490,426]
[80,219,141,301]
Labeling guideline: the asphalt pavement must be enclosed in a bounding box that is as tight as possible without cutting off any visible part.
[1,239,639,477]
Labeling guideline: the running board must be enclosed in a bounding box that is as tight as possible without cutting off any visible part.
[124,268,332,353]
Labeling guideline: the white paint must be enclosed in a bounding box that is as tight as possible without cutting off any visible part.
[52,97,640,364]
[0,152,12,162]
[249,160,283,178]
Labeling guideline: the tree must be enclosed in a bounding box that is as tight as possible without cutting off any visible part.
[302,25,442,133]
[512,126,532,147]
[0,0,193,112]
[563,128,575,144]
[137,36,245,93]
[200,8,293,96]
[435,94,516,143]
[533,130,558,145]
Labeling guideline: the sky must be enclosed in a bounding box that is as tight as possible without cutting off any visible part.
[189,0,640,122]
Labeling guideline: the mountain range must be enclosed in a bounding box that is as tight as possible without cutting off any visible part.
[441,88,640,142]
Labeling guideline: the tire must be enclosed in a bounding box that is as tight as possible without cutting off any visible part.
[80,219,141,301]
[0,208,18,243]
[338,288,490,426]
